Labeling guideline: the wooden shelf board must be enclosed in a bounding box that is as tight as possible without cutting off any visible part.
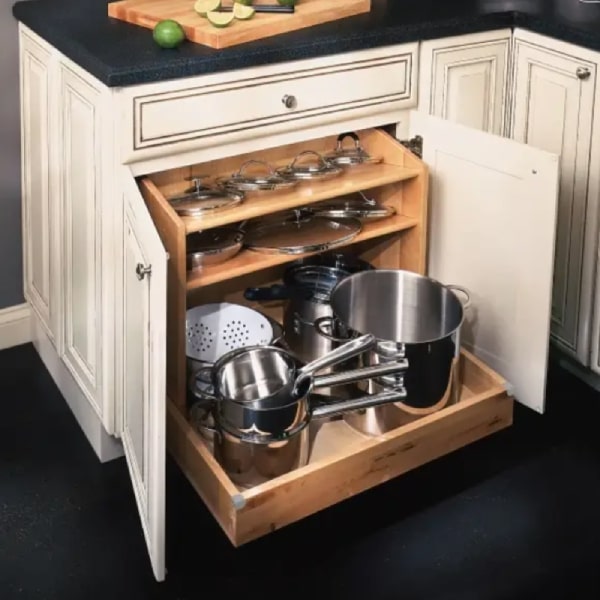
[180,164,421,234]
[186,214,419,290]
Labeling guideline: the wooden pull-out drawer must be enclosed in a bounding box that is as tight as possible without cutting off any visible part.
[167,350,513,546]
[120,44,417,163]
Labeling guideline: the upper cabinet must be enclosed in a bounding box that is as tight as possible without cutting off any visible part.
[510,30,600,366]
[20,29,59,344]
[418,30,511,136]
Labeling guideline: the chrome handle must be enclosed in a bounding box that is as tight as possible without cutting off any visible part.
[311,388,408,420]
[282,94,297,109]
[576,67,591,81]
[135,263,152,281]
[312,359,409,389]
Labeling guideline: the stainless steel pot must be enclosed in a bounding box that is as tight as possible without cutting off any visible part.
[191,335,410,443]
[244,254,373,396]
[191,386,408,488]
[316,270,471,436]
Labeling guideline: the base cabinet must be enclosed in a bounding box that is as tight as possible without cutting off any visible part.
[20,30,58,343]
[510,32,599,364]
[123,113,559,580]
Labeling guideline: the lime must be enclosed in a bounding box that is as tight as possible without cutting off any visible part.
[153,19,186,48]
[206,11,235,27]
[233,2,255,19]
[194,0,221,17]
[277,0,296,5]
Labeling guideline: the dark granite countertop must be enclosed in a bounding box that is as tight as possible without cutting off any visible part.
[11,0,600,87]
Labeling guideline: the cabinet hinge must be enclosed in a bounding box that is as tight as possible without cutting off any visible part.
[400,135,423,159]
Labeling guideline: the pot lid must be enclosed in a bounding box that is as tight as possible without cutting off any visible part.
[311,192,396,221]
[323,132,383,166]
[169,177,244,216]
[276,150,343,181]
[216,159,298,192]
[245,215,361,255]
[187,227,244,256]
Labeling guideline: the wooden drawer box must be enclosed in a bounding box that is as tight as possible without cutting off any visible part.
[167,350,513,546]
[120,44,418,164]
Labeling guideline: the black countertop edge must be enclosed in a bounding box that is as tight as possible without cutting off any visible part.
[11,4,600,88]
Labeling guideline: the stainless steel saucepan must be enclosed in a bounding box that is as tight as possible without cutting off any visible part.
[191,334,409,443]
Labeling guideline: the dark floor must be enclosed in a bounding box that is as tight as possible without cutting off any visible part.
[2,344,600,600]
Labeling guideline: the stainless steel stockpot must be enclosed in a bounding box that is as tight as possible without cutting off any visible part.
[316,269,471,435]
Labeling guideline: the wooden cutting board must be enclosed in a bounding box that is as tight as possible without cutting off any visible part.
[108,0,372,49]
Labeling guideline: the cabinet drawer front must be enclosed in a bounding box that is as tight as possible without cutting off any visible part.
[167,351,512,546]
[124,46,416,162]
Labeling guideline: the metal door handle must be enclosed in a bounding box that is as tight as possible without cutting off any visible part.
[576,67,591,80]
[282,94,297,109]
[136,263,152,280]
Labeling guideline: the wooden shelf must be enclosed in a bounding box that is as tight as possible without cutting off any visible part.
[186,213,419,290]
[180,163,421,234]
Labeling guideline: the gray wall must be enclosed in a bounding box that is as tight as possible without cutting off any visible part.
[0,6,24,309]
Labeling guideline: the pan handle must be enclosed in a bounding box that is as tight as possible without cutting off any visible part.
[311,388,407,420]
[312,359,409,389]
[293,333,375,397]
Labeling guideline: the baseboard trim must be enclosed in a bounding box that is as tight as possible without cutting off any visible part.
[0,303,32,350]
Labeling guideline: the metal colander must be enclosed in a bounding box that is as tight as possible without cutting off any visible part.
[186,303,274,364]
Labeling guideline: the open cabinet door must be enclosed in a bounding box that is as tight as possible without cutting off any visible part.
[121,172,167,581]
[409,112,560,414]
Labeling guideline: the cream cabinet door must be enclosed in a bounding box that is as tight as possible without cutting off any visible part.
[409,112,560,414]
[121,172,167,582]
[59,63,108,418]
[20,31,59,343]
[419,30,511,136]
[510,36,597,364]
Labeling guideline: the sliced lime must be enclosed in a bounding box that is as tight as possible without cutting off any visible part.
[233,2,255,19]
[194,0,221,17]
[206,11,235,27]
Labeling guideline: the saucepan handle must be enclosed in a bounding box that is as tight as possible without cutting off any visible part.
[189,403,221,442]
[189,367,217,405]
[312,359,409,389]
[447,285,472,311]
[311,388,407,420]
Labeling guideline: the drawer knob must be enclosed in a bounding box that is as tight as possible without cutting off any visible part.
[576,67,591,81]
[136,263,152,281]
[282,94,297,109]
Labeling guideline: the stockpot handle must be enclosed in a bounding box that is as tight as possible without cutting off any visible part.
[313,316,353,343]
[447,285,471,311]
[311,388,407,420]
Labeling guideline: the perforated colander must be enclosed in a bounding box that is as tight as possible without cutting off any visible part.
[186,303,274,364]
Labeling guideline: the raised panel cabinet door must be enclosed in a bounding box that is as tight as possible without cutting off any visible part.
[419,31,511,135]
[410,112,560,414]
[121,173,167,582]
[20,32,58,341]
[511,40,597,363]
[59,64,105,415]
